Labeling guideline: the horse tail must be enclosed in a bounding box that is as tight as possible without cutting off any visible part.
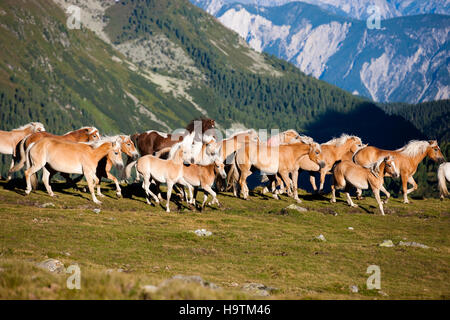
[331,160,342,173]
[9,136,29,173]
[226,151,240,194]
[438,163,448,199]
[154,147,172,159]
[24,142,39,190]
[122,157,137,181]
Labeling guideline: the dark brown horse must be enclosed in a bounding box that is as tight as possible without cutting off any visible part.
[123,118,216,180]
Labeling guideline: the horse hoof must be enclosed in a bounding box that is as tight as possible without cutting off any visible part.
[295,199,302,203]
[116,193,122,198]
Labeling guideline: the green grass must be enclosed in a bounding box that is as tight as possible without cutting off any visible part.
[0,178,449,300]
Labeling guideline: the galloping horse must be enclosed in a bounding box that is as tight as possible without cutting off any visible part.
[71,136,139,198]
[331,156,399,215]
[0,122,45,180]
[24,138,122,204]
[301,134,363,193]
[182,159,227,209]
[438,162,450,200]
[123,118,216,180]
[353,140,445,203]
[10,126,100,176]
[136,143,194,212]
[230,141,325,202]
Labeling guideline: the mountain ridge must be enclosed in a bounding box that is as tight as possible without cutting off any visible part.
[194,0,450,104]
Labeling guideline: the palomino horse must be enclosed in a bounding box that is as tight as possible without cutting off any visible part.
[213,129,259,191]
[0,122,45,180]
[136,143,194,212]
[438,162,450,200]
[124,118,216,180]
[10,126,100,178]
[330,156,399,215]
[302,134,364,193]
[182,159,227,209]
[71,136,139,198]
[230,142,325,202]
[24,138,122,204]
[353,140,445,203]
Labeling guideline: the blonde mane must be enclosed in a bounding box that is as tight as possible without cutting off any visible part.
[323,134,361,147]
[65,126,99,135]
[13,122,44,131]
[82,135,121,149]
[397,140,431,157]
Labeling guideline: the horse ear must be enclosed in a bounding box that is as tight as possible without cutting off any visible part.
[429,140,437,146]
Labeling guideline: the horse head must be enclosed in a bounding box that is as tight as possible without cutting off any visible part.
[308,142,326,169]
[427,140,445,164]
[107,139,124,171]
[383,155,399,178]
[214,158,227,179]
[120,135,139,160]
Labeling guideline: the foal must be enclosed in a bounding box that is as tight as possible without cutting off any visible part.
[136,144,193,212]
[25,138,122,204]
[330,156,399,215]
[182,159,227,209]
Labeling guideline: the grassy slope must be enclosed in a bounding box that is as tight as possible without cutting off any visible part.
[0,180,448,299]
[0,0,202,134]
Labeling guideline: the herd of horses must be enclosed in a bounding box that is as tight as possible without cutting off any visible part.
[0,119,448,214]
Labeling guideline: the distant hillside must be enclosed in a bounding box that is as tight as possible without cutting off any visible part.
[193,1,450,104]
[380,99,450,142]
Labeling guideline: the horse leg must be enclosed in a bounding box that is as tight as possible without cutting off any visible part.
[291,169,301,203]
[266,175,279,199]
[201,192,208,209]
[406,176,418,195]
[401,174,410,204]
[6,158,14,181]
[24,157,45,195]
[380,184,390,203]
[330,176,337,203]
[42,167,55,197]
[238,167,251,199]
[309,172,318,193]
[204,184,220,207]
[106,171,122,198]
[318,168,328,194]
[356,188,364,200]
[166,182,174,212]
[279,170,292,198]
[345,191,357,207]
[84,171,101,205]
[373,188,384,215]
[143,174,159,205]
